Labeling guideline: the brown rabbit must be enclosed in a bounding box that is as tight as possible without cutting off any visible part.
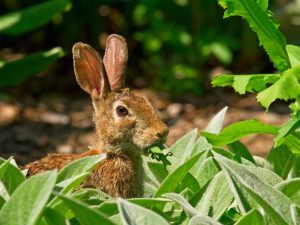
[23,34,169,198]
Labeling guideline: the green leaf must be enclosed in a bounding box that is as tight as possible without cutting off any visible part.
[218,0,290,72]
[257,66,300,109]
[234,209,264,225]
[189,215,223,225]
[196,171,233,220]
[205,106,228,134]
[267,145,297,179]
[290,204,300,225]
[43,207,68,225]
[168,129,198,172]
[154,152,202,197]
[117,198,169,225]
[49,173,89,206]
[71,188,112,205]
[0,0,71,35]
[98,198,169,217]
[0,158,25,194]
[57,154,106,183]
[202,119,278,146]
[147,161,168,183]
[276,178,300,205]
[228,141,255,164]
[0,171,57,225]
[212,74,280,94]
[58,194,115,225]
[275,118,300,147]
[0,158,12,180]
[0,47,64,87]
[162,193,199,218]
[287,45,300,67]
[215,153,294,225]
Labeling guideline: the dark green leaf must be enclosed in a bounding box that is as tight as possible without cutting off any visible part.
[235,209,264,225]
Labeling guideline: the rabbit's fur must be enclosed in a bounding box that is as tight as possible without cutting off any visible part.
[23,34,168,198]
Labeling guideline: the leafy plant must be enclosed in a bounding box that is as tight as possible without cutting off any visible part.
[0,0,71,89]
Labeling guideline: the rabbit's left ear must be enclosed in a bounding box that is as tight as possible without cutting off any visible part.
[103,34,128,91]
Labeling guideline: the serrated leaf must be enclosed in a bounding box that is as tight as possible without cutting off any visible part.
[212,74,280,94]
[57,154,106,183]
[257,66,300,109]
[58,194,115,225]
[215,153,294,225]
[117,198,169,225]
[0,47,64,87]
[205,106,228,134]
[234,209,264,225]
[154,152,202,197]
[287,45,300,67]
[196,171,233,220]
[0,171,57,225]
[202,119,278,146]
[218,0,290,72]
[0,0,71,35]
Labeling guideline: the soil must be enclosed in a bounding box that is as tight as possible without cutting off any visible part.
[0,88,289,165]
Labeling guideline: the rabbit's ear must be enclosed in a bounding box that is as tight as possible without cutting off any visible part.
[103,34,128,91]
[73,42,109,99]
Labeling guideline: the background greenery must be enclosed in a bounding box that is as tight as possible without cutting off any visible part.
[0,0,297,97]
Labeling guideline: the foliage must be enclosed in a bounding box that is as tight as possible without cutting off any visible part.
[0,0,70,89]
[0,107,299,224]
[213,0,300,116]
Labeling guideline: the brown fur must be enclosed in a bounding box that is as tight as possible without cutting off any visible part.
[23,35,168,198]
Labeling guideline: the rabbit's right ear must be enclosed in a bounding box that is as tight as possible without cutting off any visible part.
[72,42,109,99]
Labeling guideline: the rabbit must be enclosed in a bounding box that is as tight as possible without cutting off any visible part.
[23,34,169,198]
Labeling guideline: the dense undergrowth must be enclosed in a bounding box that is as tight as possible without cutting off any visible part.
[1,0,300,224]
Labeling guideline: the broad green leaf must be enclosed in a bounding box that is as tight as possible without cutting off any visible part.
[228,141,255,164]
[202,119,278,146]
[290,204,300,225]
[287,45,300,67]
[71,188,112,205]
[147,161,168,183]
[212,74,280,94]
[0,157,25,194]
[58,194,115,225]
[168,129,198,172]
[276,178,300,205]
[245,165,283,186]
[190,157,219,188]
[218,0,290,72]
[267,145,297,179]
[0,47,64,87]
[0,0,71,35]
[49,172,89,206]
[0,158,12,180]
[257,66,300,109]
[0,195,5,210]
[0,171,57,225]
[118,198,169,225]
[234,209,264,225]
[215,153,294,225]
[196,171,233,220]
[43,207,68,225]
[162,193,199,218]
[57,154,106,183]
[191,137,212,156]
[204,106,228,134]
[98,198,169,217]
[155,152,202,197]
[189,215,223,225]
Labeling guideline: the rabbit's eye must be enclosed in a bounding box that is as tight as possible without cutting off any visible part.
[116,105,129,117]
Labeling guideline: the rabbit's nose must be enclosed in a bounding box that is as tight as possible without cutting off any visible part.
[156,127,169,139]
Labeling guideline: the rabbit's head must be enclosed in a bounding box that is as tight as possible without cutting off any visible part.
[72,35,168,155]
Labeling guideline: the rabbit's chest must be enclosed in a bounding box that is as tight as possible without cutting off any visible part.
[82,155,143,198]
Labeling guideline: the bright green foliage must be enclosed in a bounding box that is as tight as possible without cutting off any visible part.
[257,66,300,109]
[218,0,290,72]
[0,107,299,224]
